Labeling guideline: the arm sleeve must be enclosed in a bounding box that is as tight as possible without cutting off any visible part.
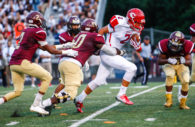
[94,34,105,44]
[34,30,48,46]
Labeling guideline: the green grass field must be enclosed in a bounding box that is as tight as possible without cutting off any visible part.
[0,82,195,127]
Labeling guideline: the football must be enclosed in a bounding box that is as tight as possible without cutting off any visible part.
[131,34,140,42]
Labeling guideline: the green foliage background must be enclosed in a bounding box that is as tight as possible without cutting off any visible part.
[104,0,195,34]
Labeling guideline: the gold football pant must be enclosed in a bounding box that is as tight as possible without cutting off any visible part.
[190,54,195,82]
[4,60,52,101]
[58,61,83,100]
[163,64,189,91]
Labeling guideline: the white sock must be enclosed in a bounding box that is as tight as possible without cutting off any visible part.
[32,93,43,106]
[42,98,52,108]
[181,95,188,98]
[166,91,172,94]
[76,91,87,103]
[118,85,127,96]
[0,98,5,104]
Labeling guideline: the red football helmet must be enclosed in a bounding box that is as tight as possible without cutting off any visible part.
[126,8,145,32]
[26,11,46,28]
[190,23,195,36]
[168,31,185,53]
[81,18,98,33]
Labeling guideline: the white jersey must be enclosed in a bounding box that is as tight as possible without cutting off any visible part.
[106,15,140,50]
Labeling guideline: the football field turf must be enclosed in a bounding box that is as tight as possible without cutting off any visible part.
[0,82,195,127]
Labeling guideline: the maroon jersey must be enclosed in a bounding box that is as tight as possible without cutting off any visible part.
[62,31,105,66]
[10,27,47,65]
[158,39,194,57]
[59,32,73,44]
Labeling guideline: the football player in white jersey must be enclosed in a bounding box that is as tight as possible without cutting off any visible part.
[74,8,145,113]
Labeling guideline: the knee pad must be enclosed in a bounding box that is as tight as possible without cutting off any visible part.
[166,76,174,86]
[123,64,137,82]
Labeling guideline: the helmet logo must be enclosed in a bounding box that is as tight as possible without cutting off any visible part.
[130,13,136,19]
[35,15,40,20]
[175,31,182,37]
[73,19,80,24]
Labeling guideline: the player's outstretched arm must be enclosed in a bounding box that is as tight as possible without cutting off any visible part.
[96,44,125,56]
[98,26,109,35]
[40,44,78,57]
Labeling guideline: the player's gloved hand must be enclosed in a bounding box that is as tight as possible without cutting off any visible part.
[180,56,186,64]
[83,61,89,71]
[62,42,75,48]
[167,58,177,65]
[62,49,78,57]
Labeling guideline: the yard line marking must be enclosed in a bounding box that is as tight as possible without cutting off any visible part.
[6,121,20,126]
[69,84,164,127]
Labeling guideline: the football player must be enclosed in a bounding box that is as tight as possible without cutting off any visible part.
[40,18,125,110]
[158,31,194,109]
[189,23,195,82]
[53,16,81,95]
[0,11,78,115]
[74,8,145,113]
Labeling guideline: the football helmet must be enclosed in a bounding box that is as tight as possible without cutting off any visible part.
[81,18,98,33]
[26,11,46,28]
[126,8,145,32]
[190,23,195,36]
[168,31,185,53]
[67,16,81,35]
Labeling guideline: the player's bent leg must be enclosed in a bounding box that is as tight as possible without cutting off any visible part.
[163,65,175,108]
[75,62,111,113]
[164,76,174,108]
[101,55,136,105]
[1,67,25,104]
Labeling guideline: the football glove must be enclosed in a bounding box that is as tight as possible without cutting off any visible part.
[180,56,186,64]
[167,58,177,65]
[62,49,78,57]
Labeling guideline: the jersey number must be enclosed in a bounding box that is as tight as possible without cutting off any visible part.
[72,34,87,48]
[16,32,25,49]
[120,34,130,44]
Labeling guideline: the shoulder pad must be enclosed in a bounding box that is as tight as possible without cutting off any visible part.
[158,39,169,53]
[184,40,194,53]
[109,15,126,28]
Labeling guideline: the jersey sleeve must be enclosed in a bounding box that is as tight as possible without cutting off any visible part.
[94,34,105,45]
[34,29,47,46]
[59,34,66,44]
[108,15,125,33]
[184,40,194,54]
[158,39,168,54]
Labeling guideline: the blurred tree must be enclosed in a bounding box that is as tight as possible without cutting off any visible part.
[104,0,195,34]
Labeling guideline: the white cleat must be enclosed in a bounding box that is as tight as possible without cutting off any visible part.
[30,105,49,115]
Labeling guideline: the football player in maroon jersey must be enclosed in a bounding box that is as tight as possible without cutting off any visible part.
[158,31,194,109]
[0,11,78,115]
[189,23,195,83]
[40,18,125,112]
[53,16,81,95]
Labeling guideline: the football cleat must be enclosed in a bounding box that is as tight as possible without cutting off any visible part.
[30,105,49,115]
[115,94,134,105]
[164,94,172,108]
[74,99,84,113]
[179,98,190,110]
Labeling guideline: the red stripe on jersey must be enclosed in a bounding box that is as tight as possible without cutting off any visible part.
[109,33,112,46]
[110,16,119,29]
